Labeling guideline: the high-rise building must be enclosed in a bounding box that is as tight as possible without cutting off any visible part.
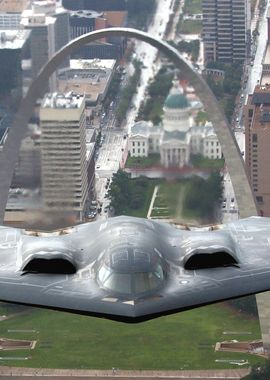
[202,0,251,63]
[0,29,30,98]
[62,0,127,12]
[68,9,126,60]
[244,84,270,216]
[40,92,88,219]
[0,0,30,30]
[21,1,70,91]
[21,12,57,91]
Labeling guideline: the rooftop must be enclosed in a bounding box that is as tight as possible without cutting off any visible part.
[164,79,190,110]
[0,0,30,13]
[70,59,116,71]
[70,10,103,19]
[251,91,270,105]
[21,9,56,27]
[42,92,85,109]
[0,29,30,49]
[131,121,152,137]
[163,130,186,141]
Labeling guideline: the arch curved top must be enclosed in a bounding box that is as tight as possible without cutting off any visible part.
[0,27,257,223]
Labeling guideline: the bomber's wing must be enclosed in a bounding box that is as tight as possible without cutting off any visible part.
[0,216,269,322]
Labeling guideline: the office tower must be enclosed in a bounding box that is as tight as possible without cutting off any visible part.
[62,0,127,12]
[0,29,30,98]
[202,0,251,63]
[31,1,70,66]
[21,1,70,91]
[0,0,30,30]
[63,0,127,59]
[244,84,270,217]
[40,93,88,219]
[69,10,126,59]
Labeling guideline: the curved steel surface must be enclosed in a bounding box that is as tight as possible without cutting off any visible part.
[0,27,257,223]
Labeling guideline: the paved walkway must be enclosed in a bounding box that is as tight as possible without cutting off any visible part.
[0,367,250,379]
[147,185,159,219]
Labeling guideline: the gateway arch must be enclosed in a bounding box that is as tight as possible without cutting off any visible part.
[0,27,269,350]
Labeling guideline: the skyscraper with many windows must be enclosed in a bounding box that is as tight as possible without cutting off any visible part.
[40,93,88,219]
[202,0,251,63]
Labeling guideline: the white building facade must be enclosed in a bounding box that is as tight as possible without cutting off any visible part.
[128,80,222,167]
[40,93,88,218]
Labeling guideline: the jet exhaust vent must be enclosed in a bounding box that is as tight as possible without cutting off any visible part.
[22,258,76,274]
[184,251,238,270]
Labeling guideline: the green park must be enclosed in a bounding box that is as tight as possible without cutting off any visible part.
[0,303,264,369]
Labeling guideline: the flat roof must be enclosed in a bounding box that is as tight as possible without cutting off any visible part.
[21,10,56,27]
[70,59,116,71]
[0,29,30,49]
[42,92,85,109]
[252,91,270,105]
[0,0,30,13]
[261,74,270,86]
[70,10,103,19]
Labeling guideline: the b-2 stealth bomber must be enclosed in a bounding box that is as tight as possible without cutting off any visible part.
[0,215,269,322]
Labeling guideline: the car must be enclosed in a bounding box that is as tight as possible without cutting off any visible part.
[236,117,239,122]
[91,200,98,206]
[96,165,100,169]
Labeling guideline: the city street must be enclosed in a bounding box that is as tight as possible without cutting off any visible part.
[94,0,177,217]
[125,0,176,131]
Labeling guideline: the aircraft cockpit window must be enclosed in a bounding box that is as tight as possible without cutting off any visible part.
[103,272,132,295]
[98,263,165,296]
[134,267,163,294]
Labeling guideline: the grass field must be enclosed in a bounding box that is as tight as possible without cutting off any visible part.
[183,0,202,14]
[191,155,225,170]
[125,179,157,218]
[151,180,200,222]
[125,154,161,168]
[0,303,264,369]
[179,20,202,34]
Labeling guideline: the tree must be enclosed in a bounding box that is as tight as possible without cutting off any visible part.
[244,361,270,379]
[106,170,131,215]
[184,172,223,221]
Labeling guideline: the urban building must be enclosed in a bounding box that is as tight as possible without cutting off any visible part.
[40,92,88,219]
[129,80,222,167]
[244,84,270,216]
[21,1,70,91]
[0,0,30,30]
[21,11,57,91]
[62,0,127,12]
[69,9,127,59]
[31,1,70,61]
[261,7,270,85]
[202,0,251,63]
[57,59,116,107]
[69,10,101,39]
[0,29,30,99]
[12,125,41,188]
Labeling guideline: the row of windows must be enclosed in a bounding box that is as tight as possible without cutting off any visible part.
[205,141,219,147]
[205,148,220,154]
[132,148,145,154]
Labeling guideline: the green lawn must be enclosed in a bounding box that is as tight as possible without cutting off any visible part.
[125,154,161,168]
[124,179,157,218]
[0,303,263,369]
[179,20,202,34]
[184,0,202,14]
[191,155,225,170]
[151,180,193,221]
